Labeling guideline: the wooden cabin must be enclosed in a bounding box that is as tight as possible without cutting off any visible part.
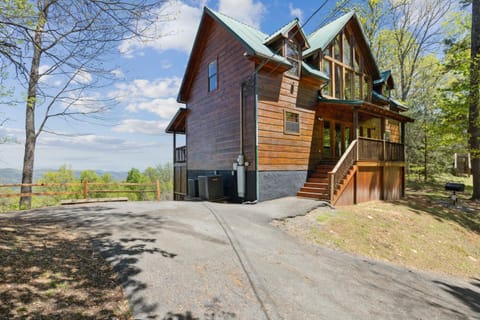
[166,7,413,205]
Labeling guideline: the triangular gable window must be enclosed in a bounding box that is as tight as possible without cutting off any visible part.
[321,28,371,101]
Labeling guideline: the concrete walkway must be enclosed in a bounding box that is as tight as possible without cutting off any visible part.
[17,198,480,319]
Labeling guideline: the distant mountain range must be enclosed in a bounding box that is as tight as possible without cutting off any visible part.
[0,168,128,184]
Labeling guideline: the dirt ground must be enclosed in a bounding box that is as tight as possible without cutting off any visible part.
[0,214,131,320]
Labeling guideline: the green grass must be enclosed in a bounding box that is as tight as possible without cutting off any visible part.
[288,174,480,279]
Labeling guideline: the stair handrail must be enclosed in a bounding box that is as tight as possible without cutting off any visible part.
[328,139,358,201]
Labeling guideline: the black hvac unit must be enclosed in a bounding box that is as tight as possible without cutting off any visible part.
[187,179,198,198]
[198,175,223,201]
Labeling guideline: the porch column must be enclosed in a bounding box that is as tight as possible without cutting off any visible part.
[401,122,406,144]
[381,117,386,140]
[173,131,176,200]
[353,108,359,139]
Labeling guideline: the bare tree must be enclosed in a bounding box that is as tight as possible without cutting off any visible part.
[387,0,454,101]
[469,0,480,199]
[1,0,171,208]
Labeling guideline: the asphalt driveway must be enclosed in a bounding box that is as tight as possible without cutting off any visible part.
[15,198,480,319]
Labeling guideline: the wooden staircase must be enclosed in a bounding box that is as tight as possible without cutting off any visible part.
[296,162,336,201]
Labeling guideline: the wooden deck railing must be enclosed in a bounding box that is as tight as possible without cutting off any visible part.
[0,180,161,201]
[358,137,404,161]
[328,138,405,202]
[329,140,358,201]
[175,146,186,163]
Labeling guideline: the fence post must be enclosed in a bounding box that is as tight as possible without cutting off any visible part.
[156,180,161,201]
[383,133,386,161]
[83,180,88,199]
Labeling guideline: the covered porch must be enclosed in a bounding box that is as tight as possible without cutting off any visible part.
[298,98,413,205]
[165,108,189,200]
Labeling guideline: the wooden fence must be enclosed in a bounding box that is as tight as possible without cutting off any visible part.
[0,180,161,201]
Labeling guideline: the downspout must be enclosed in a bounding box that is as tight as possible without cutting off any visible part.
[254,72,259,201]
[240,83,244,155]
[235,82,246,199]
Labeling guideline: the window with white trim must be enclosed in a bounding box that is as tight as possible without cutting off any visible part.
[284,110,300,134]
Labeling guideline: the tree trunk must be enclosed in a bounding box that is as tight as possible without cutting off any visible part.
[470,0,480,200]
[19,5,47,209]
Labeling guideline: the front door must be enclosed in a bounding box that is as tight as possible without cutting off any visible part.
[321,120,352,159]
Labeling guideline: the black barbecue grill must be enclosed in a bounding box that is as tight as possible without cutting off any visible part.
[445,182,465,206]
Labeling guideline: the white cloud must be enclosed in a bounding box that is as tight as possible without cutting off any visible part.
[111,69,124,79]
[38,64,63,87]
[74,69,93,85]
[161,60,173,69]
[218,0,265,28]
[289,3,303,22]
[59,93,108,114]
[113,119,170,135]
[109,77,182,119]
[126,97,182,119]
[118,1,203,57]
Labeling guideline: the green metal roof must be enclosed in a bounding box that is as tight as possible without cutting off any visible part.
[374,70,392,85]
[389,97,409,111]
[304,11,355,57]
[263,18,310,50]
[205,7,290,66]
[372,90,389,103]
[318,96,363,105]
[264,18,298,44]
[302,62,329,81]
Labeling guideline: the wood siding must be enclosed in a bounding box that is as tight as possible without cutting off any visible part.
[186,17,256,171]
[334,162,405,205]
[257,71,324,171]
[334,175,355,206]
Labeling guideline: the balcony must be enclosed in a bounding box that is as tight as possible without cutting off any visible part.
[175,146,186,163]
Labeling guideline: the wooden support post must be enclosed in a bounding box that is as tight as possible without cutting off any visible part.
[353,108,359,139]
[83,180,88,199]
[173,131,176,201]
[156,180,161,201]
[383,135,386,161]
[401,122,406,162]
[329,172,334,202]
[356,129,360,161]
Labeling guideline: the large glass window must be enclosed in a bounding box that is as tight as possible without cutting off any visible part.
[322,59,331,96]
[354,50,361,72]
[334,35,341,61]
[208,59,217,92]
[355,74,362,99]
[320,30,371,101]
[323,121,331,157]
[286,40,301,77]
[363,75,370,101]
[344,36,352,67]
[335,65,342,98]
[345,70,353,99]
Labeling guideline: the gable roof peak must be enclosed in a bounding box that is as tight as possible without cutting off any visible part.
[304,11,355,57]
[263,17,309,49]
[204,6,266,35]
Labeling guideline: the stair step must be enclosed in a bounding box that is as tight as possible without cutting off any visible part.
[296,191,330,199]
[311,172,329,178]
[316,164,335,169]
[308,177,329,183]
[304,182,328,188]
[300,186,328,193]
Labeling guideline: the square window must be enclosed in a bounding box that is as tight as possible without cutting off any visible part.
[284,110,300,134]
[208,59,217,92]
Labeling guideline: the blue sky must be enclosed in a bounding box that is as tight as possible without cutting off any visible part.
[0,0,342,172]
